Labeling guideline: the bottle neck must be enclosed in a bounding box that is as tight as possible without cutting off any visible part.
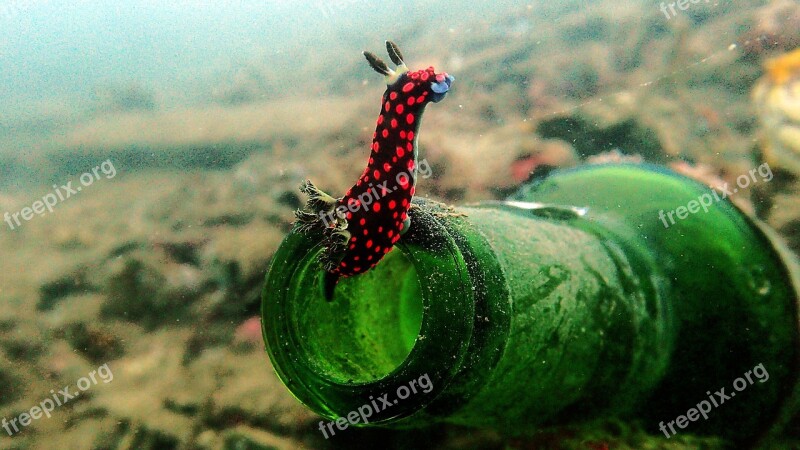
[262,195,670,424]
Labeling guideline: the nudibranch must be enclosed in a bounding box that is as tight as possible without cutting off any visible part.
[295,41,454,282]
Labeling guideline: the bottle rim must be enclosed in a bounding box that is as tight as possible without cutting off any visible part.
[262,205,476,423]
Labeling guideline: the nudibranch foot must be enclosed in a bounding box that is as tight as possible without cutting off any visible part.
[322,271,340,302]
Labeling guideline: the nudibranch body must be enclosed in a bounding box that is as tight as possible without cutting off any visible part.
[295,41,453,279]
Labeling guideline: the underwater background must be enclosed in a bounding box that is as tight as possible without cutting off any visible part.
[1,0,799,448]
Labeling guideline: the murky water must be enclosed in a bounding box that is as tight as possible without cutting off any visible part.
[0,1,798,448]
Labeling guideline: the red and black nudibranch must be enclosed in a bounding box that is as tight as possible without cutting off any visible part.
[295,41,453,280]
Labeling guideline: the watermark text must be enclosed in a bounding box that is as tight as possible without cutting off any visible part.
[659,162,772,229]
[3,159,117,231]
[2,363,114,436]
[659,362,769,438]
[318,373,433,439]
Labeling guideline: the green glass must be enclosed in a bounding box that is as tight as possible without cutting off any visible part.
[261,164,799,444]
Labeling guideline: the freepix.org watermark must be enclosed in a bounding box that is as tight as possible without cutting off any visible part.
[658,363,769,439]
[318,158,433,228]
[659,0,714,20]
[659,162,772,229]
[2,363,114,436]
[3,159,117,231]
[318,373,433,439]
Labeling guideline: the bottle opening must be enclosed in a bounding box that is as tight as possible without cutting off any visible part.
[287,247,424,384]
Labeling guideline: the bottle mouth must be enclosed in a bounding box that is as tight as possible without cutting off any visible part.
[262,203,475,423]
[288,247,424,384]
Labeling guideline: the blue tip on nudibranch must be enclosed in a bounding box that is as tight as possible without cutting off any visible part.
[431,82,448,94]
[430,74,454,103]
[431,74,455,94]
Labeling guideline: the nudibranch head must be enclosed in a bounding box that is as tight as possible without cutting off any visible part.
[397,68,455,104]
[365,41,455,105]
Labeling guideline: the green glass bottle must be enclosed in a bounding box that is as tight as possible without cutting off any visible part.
[261,164,799,444]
